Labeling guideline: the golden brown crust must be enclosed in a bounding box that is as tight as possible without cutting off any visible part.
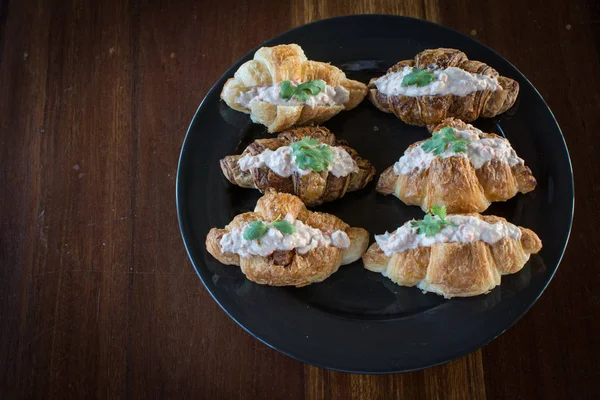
[221,44,368,133]
[206,192,369,287]
[220,126,376,207]
[362,214,543,298]
[367,48,519,126]
[376,118,536,213]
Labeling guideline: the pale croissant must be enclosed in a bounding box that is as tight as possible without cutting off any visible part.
[221,44,368,133]
[377,118,536,213]
[363,214,542,298]
[368,48,519,126]
[206,192,369,287]
[220,126,376,207]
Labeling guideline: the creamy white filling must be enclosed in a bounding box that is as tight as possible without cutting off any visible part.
[238,145,359,178]
[235,82,350,108]
[219,215,350,258]
[393,126,524,175]
[375,215,521,256]
[331,230,351,248]
[375,66,501,97]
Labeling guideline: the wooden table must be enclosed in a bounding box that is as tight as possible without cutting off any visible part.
[1,0,598,398]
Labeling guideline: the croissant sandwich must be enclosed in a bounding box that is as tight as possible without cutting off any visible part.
[368,48,519,126]
[362,206,542,298]
[221,44,368,132]
[220,126,376,207]
[206,191,369,287]
[377,118,536,213]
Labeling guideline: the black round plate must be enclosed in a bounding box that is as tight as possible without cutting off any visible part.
[177,15,573,373]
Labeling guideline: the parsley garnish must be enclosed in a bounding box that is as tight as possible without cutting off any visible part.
[401,68,436,87]
[242,216,296,241]
[271,220,296,234]
[421,127,470,155]
[243,221,269,240]
[280,79,326,102]
[290,137,333,172]
[410,205,457,237]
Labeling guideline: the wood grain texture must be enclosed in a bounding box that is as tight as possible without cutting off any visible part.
[0,0,598,399]
[129,0,304,399]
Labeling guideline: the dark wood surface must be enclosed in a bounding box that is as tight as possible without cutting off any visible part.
[1,0,598,398]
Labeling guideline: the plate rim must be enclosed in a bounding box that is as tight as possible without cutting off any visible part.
[176,14,575,373]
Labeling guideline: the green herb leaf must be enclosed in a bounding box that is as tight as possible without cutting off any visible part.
[430,204,446,220]
[439,126,455,140]
[421,127,470,156]
[293,90,310,102]
[279,79,326,102]
[401,68,436,87]
[243,220,269,241]
[290,137,319,149]
[243,216,297,242]
[271,220,296,234]
[290,137,333,172]
[451,141,468,153]
[280,80,295,99]
[297,79,325,95]
[410,205,457,237]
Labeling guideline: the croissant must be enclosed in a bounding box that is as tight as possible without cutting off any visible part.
[220,126,376,207]
[368,48,519,126]
[363,213,542,298]
[206,191,369,287]
[377,118,536,213]
[221,44,368,133]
